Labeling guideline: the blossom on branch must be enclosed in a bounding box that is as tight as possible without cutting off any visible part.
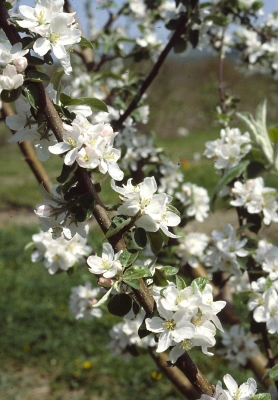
[69,282,102,320]
[111,176,181,237]
[87,242,123,279]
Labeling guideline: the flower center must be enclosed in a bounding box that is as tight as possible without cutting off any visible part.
[164,319,176,331]
[67,136,77,147]
[49,32,61,44]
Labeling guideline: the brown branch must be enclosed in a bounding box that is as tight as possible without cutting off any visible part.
[2,102,52,193]
[115,12,189,128]
[261,325,278,391]
[218,28,227,115]
[101,2,129,35]
[149,349,200,399]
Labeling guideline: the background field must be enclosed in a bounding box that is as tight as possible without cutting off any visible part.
[1,56,278,399]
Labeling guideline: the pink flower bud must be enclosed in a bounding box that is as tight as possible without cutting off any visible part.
[13,57,28,72]
[98,277,113,288]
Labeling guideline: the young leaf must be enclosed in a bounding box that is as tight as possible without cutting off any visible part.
[1,87,22,103]
[123,279,141,290]
[211,160,250,210]
[119,250,139,268]
[191,277,209,292]
[51,69,64,99]
[27,70,50,82]
[106,215,131,239]
[79,36,94,49]
[153,268,168,287]
[159,266,179,276]
[176,275,186,291]
[131,227,147,249]
[124,265,152,280]
[251,395,271,400]
[56,163,77,184]
[60,93,108,112]
[92,287,113,308]
[269,364,278,381]
[107,293,132,317]
[147,230,165,254]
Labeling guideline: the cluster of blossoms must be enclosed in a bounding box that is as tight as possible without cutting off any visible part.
[231,177,278,225]
[146,281,226,363]
[177,232,210,269]
[107,311,156,361]
[31,229,92,274]
[175,183,210,223]
[204,127,251,171]
[247,239,278,334]
[111,176,181,238]
[7,97,57,161]
[218,325,259,368]
[199,374,257,400]
[69,281,102,320]
[87,243,122,280]
[204,224,248,277]
[0,41,28,92]
[35,185,89,239]
[16,0,81,74]
[49,114,124,181]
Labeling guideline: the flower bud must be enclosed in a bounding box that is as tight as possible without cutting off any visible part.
[13,57,28,72]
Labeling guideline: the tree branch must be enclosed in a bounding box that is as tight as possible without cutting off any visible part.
[2,102,52,193]
[115,12,189,128]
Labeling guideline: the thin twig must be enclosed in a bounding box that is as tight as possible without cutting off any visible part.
[261,325,278,392]
[2,102,52,193]
[115,12,189,128]
[218,27,227,115]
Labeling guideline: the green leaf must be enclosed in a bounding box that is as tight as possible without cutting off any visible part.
[174,37,187,54]
[74,207,87,222]
[269,364,278,381]
[167,204,180,216]
[204,14,228,26]
[107,293,132,317]
[21,37,35,50]
[27,70,50,82]
[106,215,131,239]
[191,277,209,292]
[26,55,45,65]
[44,51,53,65]
[159,266,179,276]
[176,275,186,291]
[131,227,147,249]
[153,268,168,287]
[251,394,271,400]
[147,230,165,254]
[211,160,250,210]
[51,69,64,99]
[268,126,278,143]
[133,300,140,315]
[56,163,77,184]
[119,250,138,268]
[123,279,141,290]
[1,87,22,103]
[24,84,40,110]
[124,265,152,280]
[92,287,112,307]
[79,36,94,49]
[189,29,199,48]
[60,93,108,112]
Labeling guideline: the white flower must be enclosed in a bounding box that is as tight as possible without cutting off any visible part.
[176,183,210,222]
[69,282,102,320]
[112,177,180,237]
[219,325,258,367]
[178,232,209,268]
[0,42,28,67]
[87,242,123,279]
[48,122,84,165]
[231,177,278,225]
[204,127,251,170]
[145,299,195,353]
[223,374,257,400]
[0,64,24,91]
[7,97,57,161]
[31,230,92,274]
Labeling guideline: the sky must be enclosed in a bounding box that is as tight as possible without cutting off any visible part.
[15,0,278,42]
